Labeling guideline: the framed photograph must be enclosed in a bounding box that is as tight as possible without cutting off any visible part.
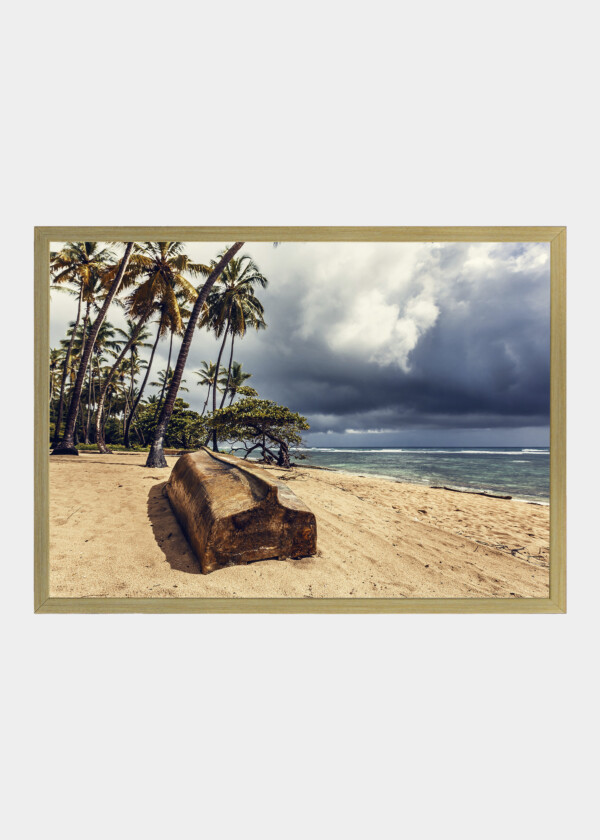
[34,227,566,613]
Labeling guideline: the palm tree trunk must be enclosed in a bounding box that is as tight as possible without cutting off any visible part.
[62,300,90,434]
[135,423,144,445]
[124,320,161,448]
[80,302,91,352]
[154,330,173,419]
[85,371,93,444]
[201,382,212,417]
[211,324,230,451]
[146,242,244,468]
[52,243,134,455]
[130,348,135,403]
[125,348,134,433]
[72,300,92,433]
[94,355,102,442]
[89,360,97,443]
[95,310,151,453]
[53,284,84,444]
[219,331,236,409]
[105,398,112,435]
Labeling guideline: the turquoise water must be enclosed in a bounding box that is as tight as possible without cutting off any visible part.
[297,447,550,502]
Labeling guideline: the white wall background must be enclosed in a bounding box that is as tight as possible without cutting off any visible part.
[2,2,597,838]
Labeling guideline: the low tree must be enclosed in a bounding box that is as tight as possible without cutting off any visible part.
[234,384,258,400]
[208,398,309,467]
[136,398,207,450]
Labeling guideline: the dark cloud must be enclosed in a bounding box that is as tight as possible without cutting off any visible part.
[183,241,550,445]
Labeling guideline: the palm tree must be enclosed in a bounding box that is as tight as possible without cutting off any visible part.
[94,315,153,453]
[52,243,135,455]
[49,348,62,402]
[61,318,123,384]
[201,253,267,449]
[151,369,189,394]
[145,242,245,468]
[219,361,253,405]
[50,242,115,443]
[114,244,202,447]
[60,320,123,444]
[122,306,168,448]
[115,362,146,439]
[116,319,152,404]
[60,319,124,444]
[151,295,192,418]
[115,321,151,445]
[127,242,207,363]
[195,361,222,416]
[95,243,205,453]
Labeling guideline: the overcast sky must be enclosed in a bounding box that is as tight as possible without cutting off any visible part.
[50,240,550,447]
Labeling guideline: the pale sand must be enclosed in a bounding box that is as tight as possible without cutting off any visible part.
[49,453,549,599]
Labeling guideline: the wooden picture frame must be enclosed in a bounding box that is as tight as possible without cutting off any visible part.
[34,226,566,613]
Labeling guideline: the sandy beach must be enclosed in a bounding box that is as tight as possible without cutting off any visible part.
[48,453,549,599]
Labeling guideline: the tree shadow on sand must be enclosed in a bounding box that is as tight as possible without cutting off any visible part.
[147,482,202,574]
[51,454,173,470]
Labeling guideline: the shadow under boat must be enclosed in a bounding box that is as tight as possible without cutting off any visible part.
[146,482,202,575]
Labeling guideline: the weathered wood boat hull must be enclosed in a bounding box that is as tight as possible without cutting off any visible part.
[165,448,317,573]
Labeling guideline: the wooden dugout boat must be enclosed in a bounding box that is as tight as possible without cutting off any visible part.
[165,447,317,574]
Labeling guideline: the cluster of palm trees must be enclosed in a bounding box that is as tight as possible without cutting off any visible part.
[50,240,265,466]
[50,316,146,445]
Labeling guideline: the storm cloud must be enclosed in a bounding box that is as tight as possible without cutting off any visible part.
[50,240,550,446]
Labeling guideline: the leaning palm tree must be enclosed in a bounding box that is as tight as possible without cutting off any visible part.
[50,242,115,443]
[145,243,245,468]
[52,243,135,455]
[200,253,267,449]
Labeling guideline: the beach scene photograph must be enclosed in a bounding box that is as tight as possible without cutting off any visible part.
[47,238,551,600]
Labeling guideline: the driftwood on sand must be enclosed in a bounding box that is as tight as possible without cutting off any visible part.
[430,485,512,500]
[165,448,317,574]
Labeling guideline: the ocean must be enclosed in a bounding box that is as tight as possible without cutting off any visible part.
[297,447,550,502]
